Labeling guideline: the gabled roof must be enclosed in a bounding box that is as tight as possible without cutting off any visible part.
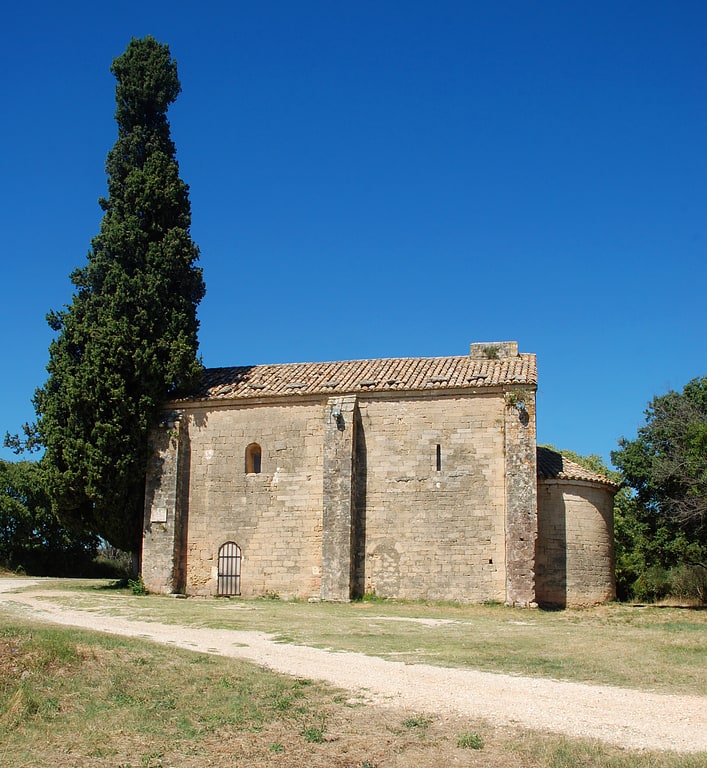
[185,353,537,402]
[537,446,618,488]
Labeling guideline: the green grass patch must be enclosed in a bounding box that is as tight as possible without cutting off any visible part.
[402,714,432,729]
[0,620,334,766]
[458,730,484,749]
[301,723,326,743]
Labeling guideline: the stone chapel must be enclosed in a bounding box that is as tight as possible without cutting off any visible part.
[142,341,616,607]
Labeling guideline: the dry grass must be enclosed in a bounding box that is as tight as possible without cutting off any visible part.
[1,619,705,768]
[18,580,707,695]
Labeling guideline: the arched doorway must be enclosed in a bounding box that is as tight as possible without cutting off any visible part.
[217,541,242,596]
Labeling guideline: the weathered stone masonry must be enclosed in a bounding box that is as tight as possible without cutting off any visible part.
[535,447,617,607]
[142,342,616,607]
[321,395,357,601]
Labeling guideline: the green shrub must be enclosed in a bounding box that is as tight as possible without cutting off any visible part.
[402,714,432,729]
[458,731,484,749]
[629,565,707,604]
[301,725,325,743]
[632,566,671,602]
[360,589,386,603]
[128,576,148,596]
[669,565,707,603]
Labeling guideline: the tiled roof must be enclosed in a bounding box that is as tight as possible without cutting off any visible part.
[537,447,618,488]
[185,353,537,402]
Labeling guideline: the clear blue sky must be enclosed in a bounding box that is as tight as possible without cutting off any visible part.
[1,1,705,465]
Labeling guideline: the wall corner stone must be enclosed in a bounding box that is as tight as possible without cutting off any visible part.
[142,414,188,594]
[321,395,358,601]
[504,389,538,606]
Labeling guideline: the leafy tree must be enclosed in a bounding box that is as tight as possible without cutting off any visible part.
[612,378,707,601]
[612,379,706,560]
[0,460,98,574]
[32,37,205,556]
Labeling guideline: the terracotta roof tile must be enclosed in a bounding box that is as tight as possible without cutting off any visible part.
[186,353,537,402]
[537,447,618,488]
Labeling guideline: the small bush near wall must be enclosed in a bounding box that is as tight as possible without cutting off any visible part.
[666,565,707,604]
[630,565,706,605]
[91,546,133,579]
[632,567,672,603]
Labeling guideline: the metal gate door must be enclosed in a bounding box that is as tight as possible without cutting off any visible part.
[217,541,242,596]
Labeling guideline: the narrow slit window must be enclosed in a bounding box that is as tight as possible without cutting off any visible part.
[436,444,442,472]
[245,443,262,474]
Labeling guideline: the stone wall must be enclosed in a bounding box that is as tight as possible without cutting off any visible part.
[142,372,615,607]
[146,388,526,602]
[142,416,189,594]
[503,391,538,607]
[356,392,508,602]
[535,479,616,607]
[182,400,325,598]
[321,395,357,600]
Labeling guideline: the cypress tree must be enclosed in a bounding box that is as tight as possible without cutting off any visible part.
[34,37,205,555]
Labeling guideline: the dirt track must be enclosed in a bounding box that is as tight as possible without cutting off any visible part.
[1,580,705,754]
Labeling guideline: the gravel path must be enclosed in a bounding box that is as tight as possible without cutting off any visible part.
[1,580,705,753]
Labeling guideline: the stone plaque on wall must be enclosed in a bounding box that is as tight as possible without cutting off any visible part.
[151,506,168,523]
